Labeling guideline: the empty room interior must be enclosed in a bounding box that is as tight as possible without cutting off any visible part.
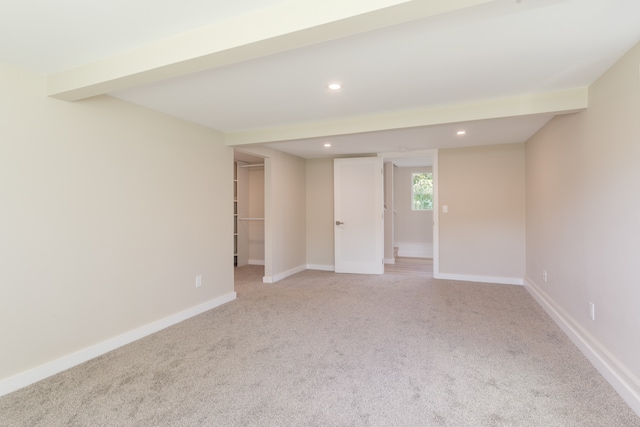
[1,0,640,424]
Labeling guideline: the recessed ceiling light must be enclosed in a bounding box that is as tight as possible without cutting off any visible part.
[324,143,332,148]
[457,130,466,135]
[328,83,342,90]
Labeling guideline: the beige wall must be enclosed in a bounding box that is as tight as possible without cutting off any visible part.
[0,63,234,381]
[236,162,249,266]
[383,162,395,262]
[394,166,433,257]
[306,158,334,268]
[439,143,526,281]
[247,167,265,263]
[526,41,640,390]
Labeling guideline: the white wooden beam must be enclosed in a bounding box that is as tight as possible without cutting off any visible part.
[225,88,589,145]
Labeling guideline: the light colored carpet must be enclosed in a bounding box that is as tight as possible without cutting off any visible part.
[1,266,638,426]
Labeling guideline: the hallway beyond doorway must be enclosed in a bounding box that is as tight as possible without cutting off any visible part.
[384,257,433,278]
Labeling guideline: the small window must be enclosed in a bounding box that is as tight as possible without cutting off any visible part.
[412,172,433,211]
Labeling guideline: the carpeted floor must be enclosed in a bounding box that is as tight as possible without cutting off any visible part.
[1,265,638,426]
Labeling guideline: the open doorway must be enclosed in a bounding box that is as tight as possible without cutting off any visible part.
[234,150,265,279]
[381,150,438,278]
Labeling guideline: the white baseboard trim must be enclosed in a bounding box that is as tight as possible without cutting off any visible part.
[384,258,396,265]
[524,277,640,416]
[434,272,523,286]
[395,242,433,258]
[306,264,335,272]
[248,259,265,266]
[0,292,237,398]
[263,264,306,283]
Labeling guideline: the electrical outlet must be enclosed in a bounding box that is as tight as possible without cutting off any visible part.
[589,302,595,321]
[542,270,548,283]
[196,275,202,288]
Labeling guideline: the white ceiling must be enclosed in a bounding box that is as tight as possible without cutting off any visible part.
[0,0,285,74]
[2,0,639,160]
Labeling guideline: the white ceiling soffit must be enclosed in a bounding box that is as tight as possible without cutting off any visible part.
[264,114,555,159]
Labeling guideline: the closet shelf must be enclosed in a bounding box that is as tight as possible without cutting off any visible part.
[239,217,264,221]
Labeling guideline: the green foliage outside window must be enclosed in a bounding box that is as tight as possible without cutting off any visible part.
[412,172,433,210]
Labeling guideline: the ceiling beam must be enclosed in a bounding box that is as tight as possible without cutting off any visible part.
[47,0,494,101]
[225,88,589,145]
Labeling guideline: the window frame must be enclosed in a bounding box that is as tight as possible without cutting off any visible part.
[411,172,433,211]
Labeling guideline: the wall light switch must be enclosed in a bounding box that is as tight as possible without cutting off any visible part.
[196,275,202,288]
[442,205,448,213]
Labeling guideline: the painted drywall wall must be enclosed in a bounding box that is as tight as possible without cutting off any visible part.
[383,162,395,263]
[234,146,307,280]
[525,41,640,405]
[247,166,265,264]
[438,143,526,283]
[306,158,334,269]
[236,162,249,266]
[394,166,433,258]
[0,63,234,383]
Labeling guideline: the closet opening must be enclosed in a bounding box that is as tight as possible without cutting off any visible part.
[233,150,265,275]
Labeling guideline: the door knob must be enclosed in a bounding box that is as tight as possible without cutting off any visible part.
[335,221,344,225]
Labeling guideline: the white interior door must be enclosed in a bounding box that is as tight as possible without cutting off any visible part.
[334,157,384,274]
